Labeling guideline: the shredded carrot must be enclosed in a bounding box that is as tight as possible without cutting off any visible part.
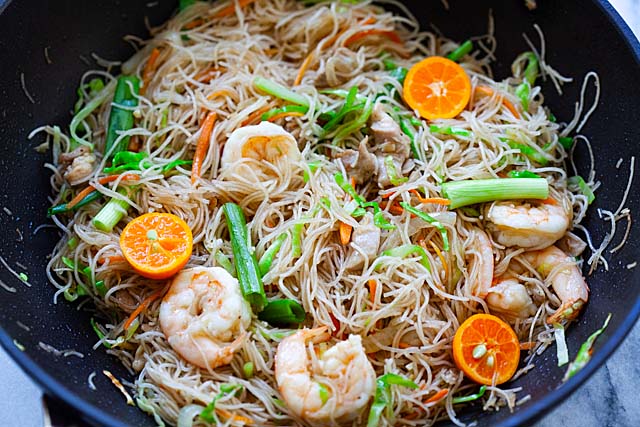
[191,112,217,184]
[98,255,125,265]
[541,196,557,205]
[520,341,537,350]
[216,408,253,425]
[424,388,449,404]
[194,67,223,83]
[294,52,315,86]
[242,105,272,126]
[428,240,448,277]
[474,86,521,119]
[267,112,305,122]
[183,18,204,30]
[214,0,258,19]
[206,89,234,101]
[410,189,451,206]
[66,174,140,210]
[398,342,411,349]
[141,48,161,96]
[123,288,165,331]
[339,221,352,245]
[367,279,377,305]
[344,29,403,47]
[381,200,406,216]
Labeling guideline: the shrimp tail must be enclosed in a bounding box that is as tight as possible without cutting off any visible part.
[546,299,587,324]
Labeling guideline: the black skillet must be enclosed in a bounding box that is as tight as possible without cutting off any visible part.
[0,0,638,426]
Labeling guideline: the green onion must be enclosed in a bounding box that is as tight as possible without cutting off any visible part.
[399,118,419,159]
[163,159,192,173]
[319,88,350,97]
[95,280,107,297]
[515,82,530,111]
[74,78,105,113]
[335,173,395,230]
[380,244,431,271]
[104,76,141,160]
[441,178,549,209]
[522,51,539,85]
[223,203,267,313]
[243,361,254,379]
[399,202,449,251]
[318,383,330,404]
[261,104,309,122]
[429,125,472,137]
[554,323,569,367]
[90,318,113,348]
[367,374,418,427]
[103,151,149,174]
[389,67,408,84]
[548,112,557,123]
[67,236,79,250]
[253,76,309,108]
[559,136,574,149]
[19,272,28,282]
[322,87,362,133]
[258,233,287,276]
[568,176,595,205]
[447,40,473,62]
[333,99,374,143]
[179,0,196,10]
[92,191,131,232]
[460,206,480,217]
[507,170,541,179]
[303,161,322,183]
[214,250,236,276]
[564,313,612,381]
[505,140,549,166]
[200,384,242,423]
[384,156,408,186]
[70,86,111,148]
[452,385,487,404]
[258,299,306,326]
[48,190,102,217]
[291,223,304,258]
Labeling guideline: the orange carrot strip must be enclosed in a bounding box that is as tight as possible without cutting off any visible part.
[206,89,234,101]
[339,221,352,245]
[294,52,315,86]
[66,174,140,210]
[267,112,305,122]
[344,29,403,47]
[98,255,125,265]
[215,0,258,19]
[216,408,253,425]
[410,189,451,206]
[398,342,411,349]
[183,18,204,30]
[428,240,448,281]
[541,196,557,205]
[123,288,165,330]
[367,279,377,304]
[191,112,217,184]
[242,105,272,126]
[474,86,521,119]
[141,48,161,96]
[424,389,449,404]
[195,67,223,83]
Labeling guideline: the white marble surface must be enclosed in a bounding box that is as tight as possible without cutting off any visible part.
[1,1,639,427]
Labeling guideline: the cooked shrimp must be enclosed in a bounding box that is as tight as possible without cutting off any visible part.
[485,200,571,249]
[275,328,376,425]
[486,278,536,320]
[159,266,251,369]
[522,245,589,323]
[221,121,300,167]
[467,228,494,298]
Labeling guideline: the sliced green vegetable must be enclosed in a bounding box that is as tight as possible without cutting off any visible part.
[559,136,574,150]
[384,156,408,186]
[261,104,309,122]
[214,250,235,276]
[92,190,131,232]
[253,76,309,108]
[505,140,549,166]
[447,40,473,62]
[441,178,549,209]
[399,202,449,251]
[564,313,612,381]
[522,51,539,85]
[452,385,487,404]
[48,190,102,216]
[507,170,541,179]
[429,125,472,137]
[75,78,105,113]
[303,161,322,183]
[554,323,569,367]
[105,76,141,159]
[258,299,306,326]
[95,280,107,297]
[367,374,418,427]
[90,318,113,349]
[291,223,304,258]
[243,361,254,379]
[67,236,79,250]
[19,272,28,282]
[335,173,395,230]
[333,99,374,143]
[380,244,431,271]
[223,203,267,313]
[515,81,530,111]
[179,0,196,10]
[70,87,111,148]
[162,159,192,173]
[568,176,595,205]
[399,118,419,159]
[200,384,242,423]
[258,233,287,276]
[103,151,149,174]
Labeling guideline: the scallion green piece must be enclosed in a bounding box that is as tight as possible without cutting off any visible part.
[92,191,131,232]
[447,40,473,62]
[258,299,306,326]
[214,250,236,276]
[564,314,612,381]
[333,99,374,143]
[429,125,472,137]
[559,136,574,149]
[243,361,254,379]
[162,159,192,173]
[303,161,322,183]
[505,140,549,166]
[335,173,395,230]
[48,190,102,217]
[200,384,242,423]
[399,202,449,251]
[367,374,418,427]
[380,244,431,271]
[179,0,196,10]
[291,223,304,258]
[105,76,140,160]
[258,233,287,276]
[70,87,111,149]
[253,76,309,108]
[523,52,539,85]
[515,82,530,111]
[103,151,149,174]
[261,104,309,122]
[384,156,408,186]
[568,176,595,205]
[441,178,549,209]
[507,170,541,179]
[223,203,267,313]
[90,318,113,348]
[452,385,487,404]
[399,118,419,159]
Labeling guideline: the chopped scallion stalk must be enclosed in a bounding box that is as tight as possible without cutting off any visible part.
[441,178,549,209]
[258,299,306,326]
[48,190,101,217]
[384,156,408,186]
[515,82,530,111]
[507,170,541,179]
[554,323,569,367]
[200,384,242,423]
[105,76,141,159]
[243,361,254,379]
[92,191,131,232]
[214,250,235,276]
[380,244,431,271]
[399,202,449,251]
[367,374,418,427]
[261,104,309,121]
[303,161,321,183]
[253,76,309,108]
[564,313,612,381]
[568,176,595,205]
[429,125,471,137]
[179,0,196,10]
[559,136,574,149]
[446,40,473,62]
[258,233,287,276]
[452,385,487,404]
[399,118,419,158]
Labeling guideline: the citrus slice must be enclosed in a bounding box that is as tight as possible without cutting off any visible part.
[120,213,193,279]
[403,56,472,120]
[452,313,520,385]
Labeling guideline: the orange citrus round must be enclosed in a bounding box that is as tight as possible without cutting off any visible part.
[452,313,520,385]
[403,56,472,120]
[120,213,193,280]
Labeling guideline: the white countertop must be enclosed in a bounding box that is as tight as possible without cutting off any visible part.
[1,1,638,426]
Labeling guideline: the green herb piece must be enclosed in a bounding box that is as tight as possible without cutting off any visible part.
[200,384,242,423]
[253,76,309,108]
[380,244,431,271]
[258,299,306,326]
[505,139,549,166]
[179,0,196,10]
[429,125,472,137]
[515,81,530,111]
[564,314,612,381]
[384,156,408,186]
[559,136,574,149]
[261,104,309,122]
[441,178,549,209]
[48,190,102,217]
[243,362,254,379]
[446,40,473,62]
[105,76,141,159]
[92,190,131,232]
[399,202,449,251]
[452,385,487,404]
[507,170,541,179]
[258,233,287,276]
[367,374,418,427]
[568,176,595,205]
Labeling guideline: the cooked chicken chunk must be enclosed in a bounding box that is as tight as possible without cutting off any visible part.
[346,213,380,270]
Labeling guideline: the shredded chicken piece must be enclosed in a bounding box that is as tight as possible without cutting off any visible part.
[337,138,377,184]
[556,231,587,257]
[346,213,380,269]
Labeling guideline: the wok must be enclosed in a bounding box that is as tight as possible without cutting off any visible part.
[0,1,638,426]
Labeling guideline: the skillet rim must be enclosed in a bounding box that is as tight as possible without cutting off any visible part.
[0,0,638,426]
